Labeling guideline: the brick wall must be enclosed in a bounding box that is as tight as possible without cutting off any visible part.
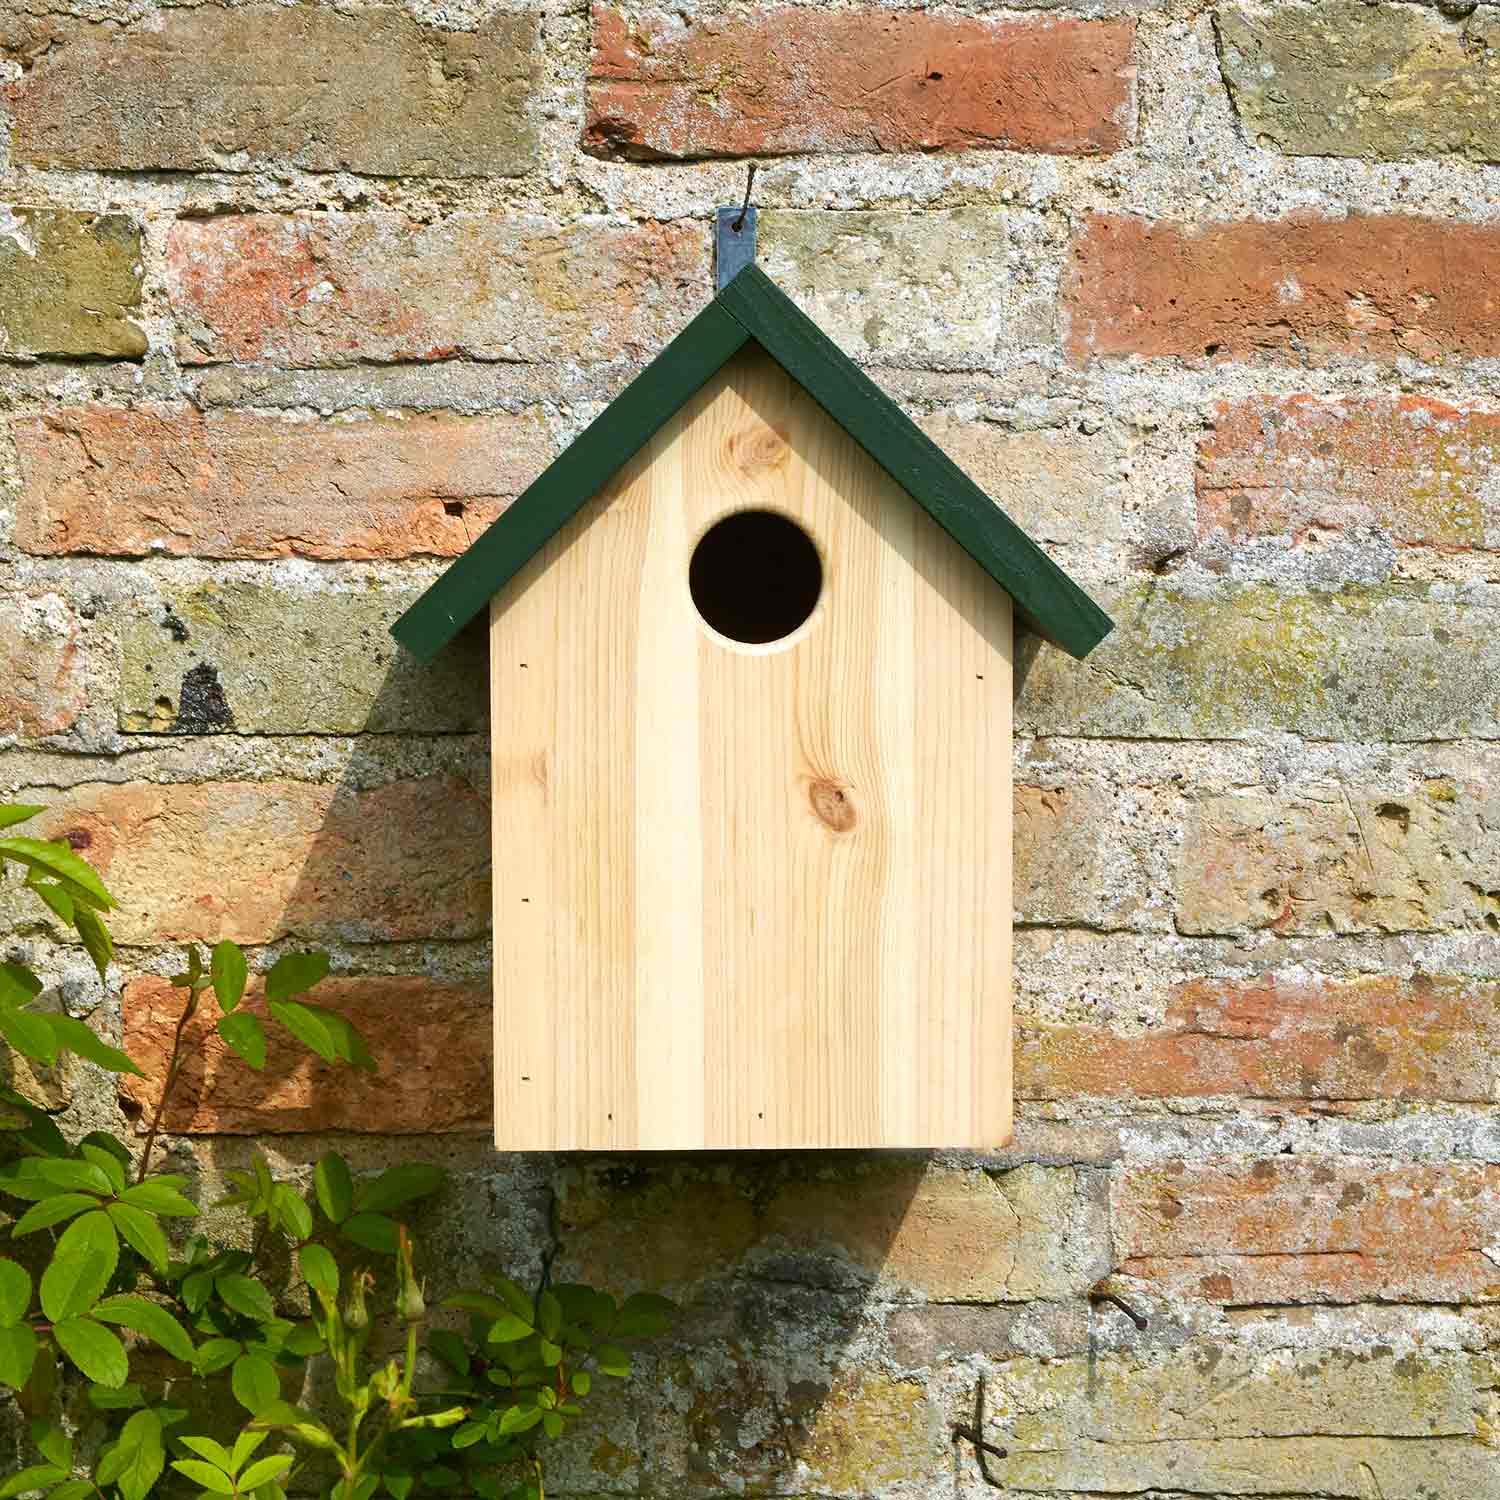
[3,0,1499,1493]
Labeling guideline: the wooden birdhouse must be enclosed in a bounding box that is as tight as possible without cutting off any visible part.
[393,214,1110,1152]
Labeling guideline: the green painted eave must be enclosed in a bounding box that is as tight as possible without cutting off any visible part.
[392,264,1112,663]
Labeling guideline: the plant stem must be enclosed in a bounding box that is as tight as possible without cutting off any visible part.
[136,985,200,1184]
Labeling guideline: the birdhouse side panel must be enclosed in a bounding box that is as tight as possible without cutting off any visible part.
[490,346,1012,1150]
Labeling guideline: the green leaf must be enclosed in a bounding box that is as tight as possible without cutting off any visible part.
[0,805,44,830]
[385,1474,414,1500]
[170,1459,235,1495]
[0,1466,66,1499]
[43,1015,141,1076]
[542,1411,563,1439]
[176,1436,234,1470]
[427,1328,468,1375]
[30,1416,69,1469]
[486,1313,534,1344]
[595,1343,630,1378]
[536,1290,561,1340]
[79,1143,126,1195]
[573,1369,591,1396]
[450,1421,487,1450]
[13,1195,97,1240]
[97,1408,164,1500]
[298,1244,338,1300]
[492,1276,534,1322]
[264,950,329,1003]
[215,1273,275,1323]
[538,1338,562,1367]
[119,1177,198,1216]
[614,1292,676,1339]
[39,1212,119,1321]
[9,1157,113,1197]
[238,1456,292,1490]
[216,1011,266,1070]
[313,1154,352,1223]
[0,964,41,1010]
[92,1293,195,1361]
[339,1212,399,1255]
[0,1007,58,1065]
[33,881,76,928]
[445,1290,516,1323]
[44,1483,93,1500]
[88,1381,145,1409]
[229,1429,268,1474]
[53,1316,127,1386]
[107,1201,171,1276]
[355,1163,445,1215]
[193,1337,242,1375]
[270,1183,312,1242]
[0,837,114,909]
[0,1323,38,1389]
[499,1404,542,1435]
[231,1352,281,1414]
[248,1400,339,1451]
[72,904,113,982]
[0,1261,31,1326]
[210,941,248,1012]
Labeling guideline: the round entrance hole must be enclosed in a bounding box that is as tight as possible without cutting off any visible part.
[689,509,822,646]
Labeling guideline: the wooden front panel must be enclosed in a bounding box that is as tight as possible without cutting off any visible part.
[490,347,1013,1150]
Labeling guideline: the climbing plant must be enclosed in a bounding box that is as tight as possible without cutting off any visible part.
[0,803,672,1499]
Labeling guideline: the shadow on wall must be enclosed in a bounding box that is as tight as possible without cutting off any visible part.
[256,635,946,1490]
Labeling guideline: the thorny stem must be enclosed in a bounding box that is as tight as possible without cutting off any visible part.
[136,984,201,1184]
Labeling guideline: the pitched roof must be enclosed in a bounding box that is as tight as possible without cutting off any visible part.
[392,264,1113,662]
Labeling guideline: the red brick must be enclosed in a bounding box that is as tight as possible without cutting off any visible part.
[1199,396,1500,550]
[1065,214,1500,363]
[14,406,548,560]
[1019,975,1500,1104]
[122,975,488,1134]
[0,593,85,738]
[166,214,706,367]
[27,780,489,945]
[1116,1160,1500,1304]
[585,6,1135,160]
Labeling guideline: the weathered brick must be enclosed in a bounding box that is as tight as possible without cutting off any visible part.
[14,406,548,560]
[0,209,143,360]
[1020,975,1500,1103]
[3,6,539,176]
[1002,1347,1497,1495]
[117,582,486,735]
[122,975,488,1133]
[1217,1,1500,163]
[1115,1160,1500,1304]
[1065,214,1500,362]
[0,593,85,739]
[585,5,1135,159]
[1177,783,1500,937]
[166,215,706,367]
[1014,783,1144,929]
[559,1162,1104,1301]
[1199,396,1500,550]
[920,417,1123,544]
[20,780,489,944]
[1017,581,1500,741]
[759,209,1016,365]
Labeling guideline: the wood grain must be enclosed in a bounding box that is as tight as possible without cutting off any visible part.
[490,346,1013,1149]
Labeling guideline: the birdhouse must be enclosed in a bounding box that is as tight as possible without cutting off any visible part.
[393,216,1110,1152]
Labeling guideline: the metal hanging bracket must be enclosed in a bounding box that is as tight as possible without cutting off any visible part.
[716,164,758,290]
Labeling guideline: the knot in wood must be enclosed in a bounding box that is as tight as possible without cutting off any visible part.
[809,778,856,832]
[730,422,790,474]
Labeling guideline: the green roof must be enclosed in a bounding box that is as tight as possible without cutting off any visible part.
[392,265,1112,662]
